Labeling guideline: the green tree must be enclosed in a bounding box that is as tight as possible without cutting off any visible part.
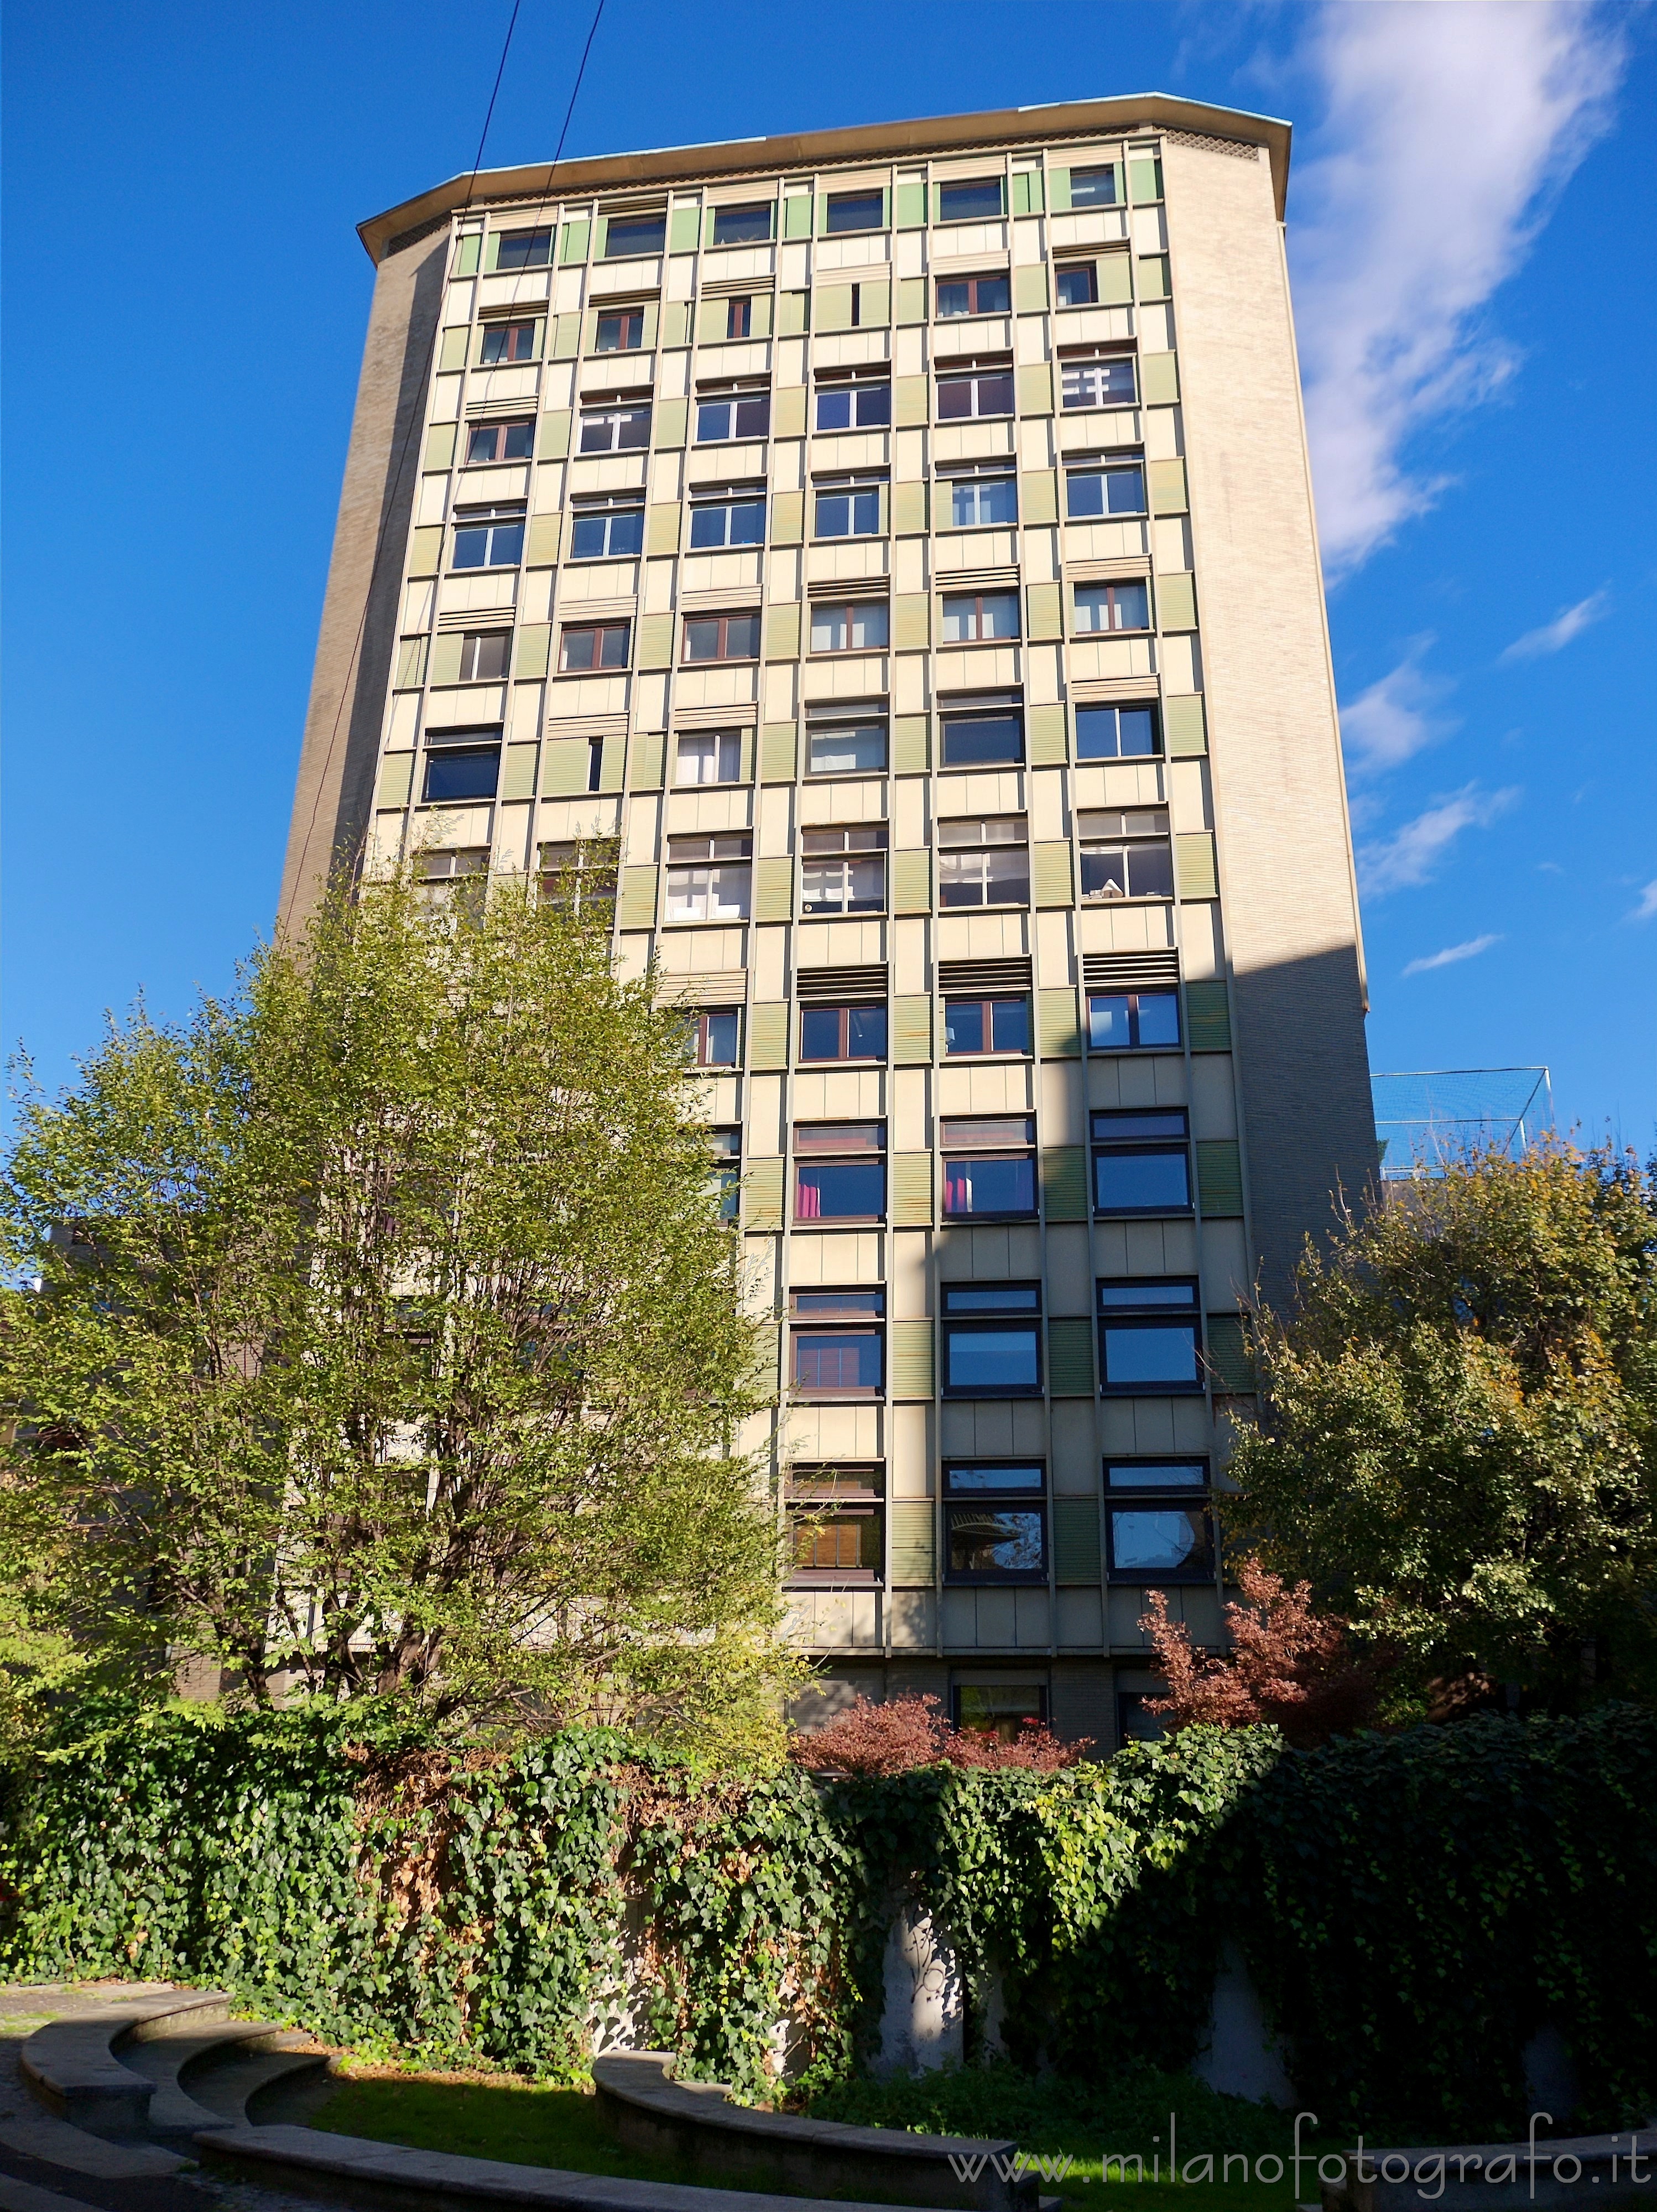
[1227,1145,1657,1703]
[0,866,796,1757]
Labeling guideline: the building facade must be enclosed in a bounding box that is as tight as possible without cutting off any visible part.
[280,95,1377,1751]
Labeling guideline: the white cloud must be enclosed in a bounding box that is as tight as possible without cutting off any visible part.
[1358,784,1520,896]
[1629,881,1657,924]
[1500,590,1611,661]
[1293,3,1627,575]
[1340,639,1456,773]
[1403,934,1503,977]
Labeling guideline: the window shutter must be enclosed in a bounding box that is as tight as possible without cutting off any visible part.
[1026,582,1062,640]
[778,290,809,336]
[1017,363,1055,417]
[739,730,757,782]
[1156,572,1197,632]
[640,303,660,350]
[1149,459,1189,515]
[748,1002,789,1070]
[558,220,590,264]
[1196,1139,1244,1219]
[376,753,414,810]
[1027,704,1066,766]
[894,181,927,229]
[1033,842,1074,908]
[453,234,481,277]
[1164,694,1207,757]
[770,490,804,545]
[636,611,675,669]
[668,204,699,254]
[538,411,571,460]
[1097,252,1134,307]
[1141,351,1180,405]
[893,717,929,774]
[1047,1318,1096,1399]
[1014,263,1050,313]
[783,194,813,240]
[890,1323,935,1403]
[1038,987,1081,1059]
[1052,1496,1101,1583]
[515,624,551,679]
[744,1157,785,1230]
[896,277,927,325]
[653,398,688,448]
[697,296,728,344]
[1176,832,1218,901]
[890,1153,934,1227]
[1185,979,1231,1051]
[892,996,932,1064]
[660,301,690,350]
[1020,470,1057,525]
[428,634,464,686]
[753,856,794,923]
[630,731,665,789]
[501,743,539,802]
[892,481,927,536]
[395,637,429,689]
[891,850,931,913]
[773,386,807,438]
[597,735,626,793]
[646,504,681,557]
[482,233,503,274]
[551,312,581,360]
[591,216,610,261]
[1205,1314,1255,1393]
[760,723,798,782]
[861,281,892,326]
[1137,255,1171,301]
[1047,165,1072,212]
[1129,157,1165,204]
[893,594,930,651]
[525,516,560,566]
[407,526,443,576]
[439,326,469,373]
[1041,1146,1087,1223]
[894,376,929,428]
[814,285,853,333]
[767,603,801,660]
[747,1322,780,1397]
[889,1499,935,1583]
[543,740,592,798]
[1011,169,1045,217]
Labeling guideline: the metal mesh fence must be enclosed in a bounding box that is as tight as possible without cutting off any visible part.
[1371,1066,1553,1181]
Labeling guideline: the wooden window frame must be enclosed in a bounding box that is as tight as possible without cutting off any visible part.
[941,590,1021,644]
[465,419,536,466]
[942,996,1032,1058]
[593,308,645,354]
[480,320,538,364]
[808,600,891,654]
[935,272,1012,319]
[494,228,552,270]
[1073,580,1151,636]
[680,611,762,663]
[798,1004,888,1063]
[557,620,632,673]
[935,369,1015,421]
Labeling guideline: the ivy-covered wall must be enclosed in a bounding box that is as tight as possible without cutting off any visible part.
[2,1704,1653,2141]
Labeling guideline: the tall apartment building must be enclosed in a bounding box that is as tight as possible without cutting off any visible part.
[281,94,1377,1750]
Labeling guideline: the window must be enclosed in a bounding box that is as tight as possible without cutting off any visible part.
[944,472,1017,528]
[942,1117,1036,1219]
[939,818,1028,909]
[559,621,630,673]
[538,840,617,917]
[1055,263,1098,308]
[794,1123,884,1224]
[494,228,551,270]
[675,730,742,785]
[939,178,1005,223]
[807,717,887,775]
[689,489,767,548]
[789,1465,883,1580]
[810,601,889,653]
[936,272,1010,318]
[1118,1692,1166,1745]
[570,498,644,560]
[457,630,510,682]
[815,378,890,431]
[579,403,651,453]
[1078,809,1174,902]
[595,310,644,353]
[712,202,773,246]
[940,705,1023,767]
[415,846,489,901]
[689,1007,741,1068]
[944,996,1029,1056]
[723,296,752,340]
[1074,580,1150,633]
[814,475,883,538]
[791,1292,885,1398]
[603,214,665,258]
[711,1126,741,1221]
[1069,165,1119,209]
[1087,990,1181,1052]
[955,1682,1048,1739]
[480,320,538,365]
[936,366,1014,420]
[1098,1279,1202,1393]
[800,1004,887,1062]
[1092,1110,1191,1216]
[1107,1462,1215,1582]
[825,189,884,235]
[946,1463,1046,1583]
[1066,461,1146,517]
[1076,704,1159,760]
[696,388,770,442]
[452,506,525,570]
[1062,356,1138,411]
[941,1283,1041,1397]
[942,591,1020,644]
[665,832,752,922]
[421,732,500,803]
[682,611,760,662]
[801,825,887,915]
[465,419,534,465]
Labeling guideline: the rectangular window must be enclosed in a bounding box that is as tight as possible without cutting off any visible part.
[807,719,887,775]
[945,473,1017,528]
[421,738,500,803]
[1092,1109,1191,1216]
[494,228,551,269]
[800,1004,887,1062]
[942,1116,1036,1219]
[603,214,665,258]
[944,996,1029,1056]
[1078,808,1174,902]
[721,296,749,340]
[689,1007,741,1068]
[1076,704,1159,760]
[825,189,884,235]
[675,730,742,785]
[939,178,1005,223]
[696,389,770,442]
[480,320,537,364]
[465,419,535,465]
[941,1282,1041,1397]
[594,310,644,353]
[1061,357,1138,411]
[800,825,887,915]
[711,1125,741,1221]
[1074,581,1150,633]
[579,403,651,453]
[689,491,767,548]
[559,621,630,673]
[416,847,489,905]
[1087,990,1181,1052]
[451,507,525,570]
[941,591,1020,644]
[936,272,1010,318]
[457,630,510,682]
[570,499,644,560]
[815,378,890,431]
[955,1682,1048,1739]
[1066,461,1146,517]
[938,817,1028,909]
[813,476,884,539]
[682,611,761,662]
[936,367,1014,420]
[945,1462,1046,1583]
[810,601,890,653]
[1069,165,1119,208]
[1055,263,1098,308]
[712,202,773,246]
[538,840,617,918]
[664,832,752,922]
[790,1294,885,1397]
[940,709,1023,767]
[1107,1462,1214,1582]
[1098,1279,1202,1393]
[789,1465,884,1579]
[794,1123,885,1224]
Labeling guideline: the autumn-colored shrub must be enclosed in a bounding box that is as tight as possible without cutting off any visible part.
[788,1693,1090,1776]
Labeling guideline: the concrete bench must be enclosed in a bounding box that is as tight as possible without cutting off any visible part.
[1323,2127,1657,2212]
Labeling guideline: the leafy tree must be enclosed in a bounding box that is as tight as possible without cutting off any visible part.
[789,1693,1089,1774]
[1227,1145,1657,1704]
[0,866,796,1757]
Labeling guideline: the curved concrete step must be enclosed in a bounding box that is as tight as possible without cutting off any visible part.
[114,2019,298,2136]
[17,1989,231,2142]
[187,2043,331,2128]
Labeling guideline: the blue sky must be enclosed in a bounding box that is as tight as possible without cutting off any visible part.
[4,1,1653,1146]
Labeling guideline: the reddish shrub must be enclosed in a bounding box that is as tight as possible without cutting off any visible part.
[789,1693,1091,1776]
